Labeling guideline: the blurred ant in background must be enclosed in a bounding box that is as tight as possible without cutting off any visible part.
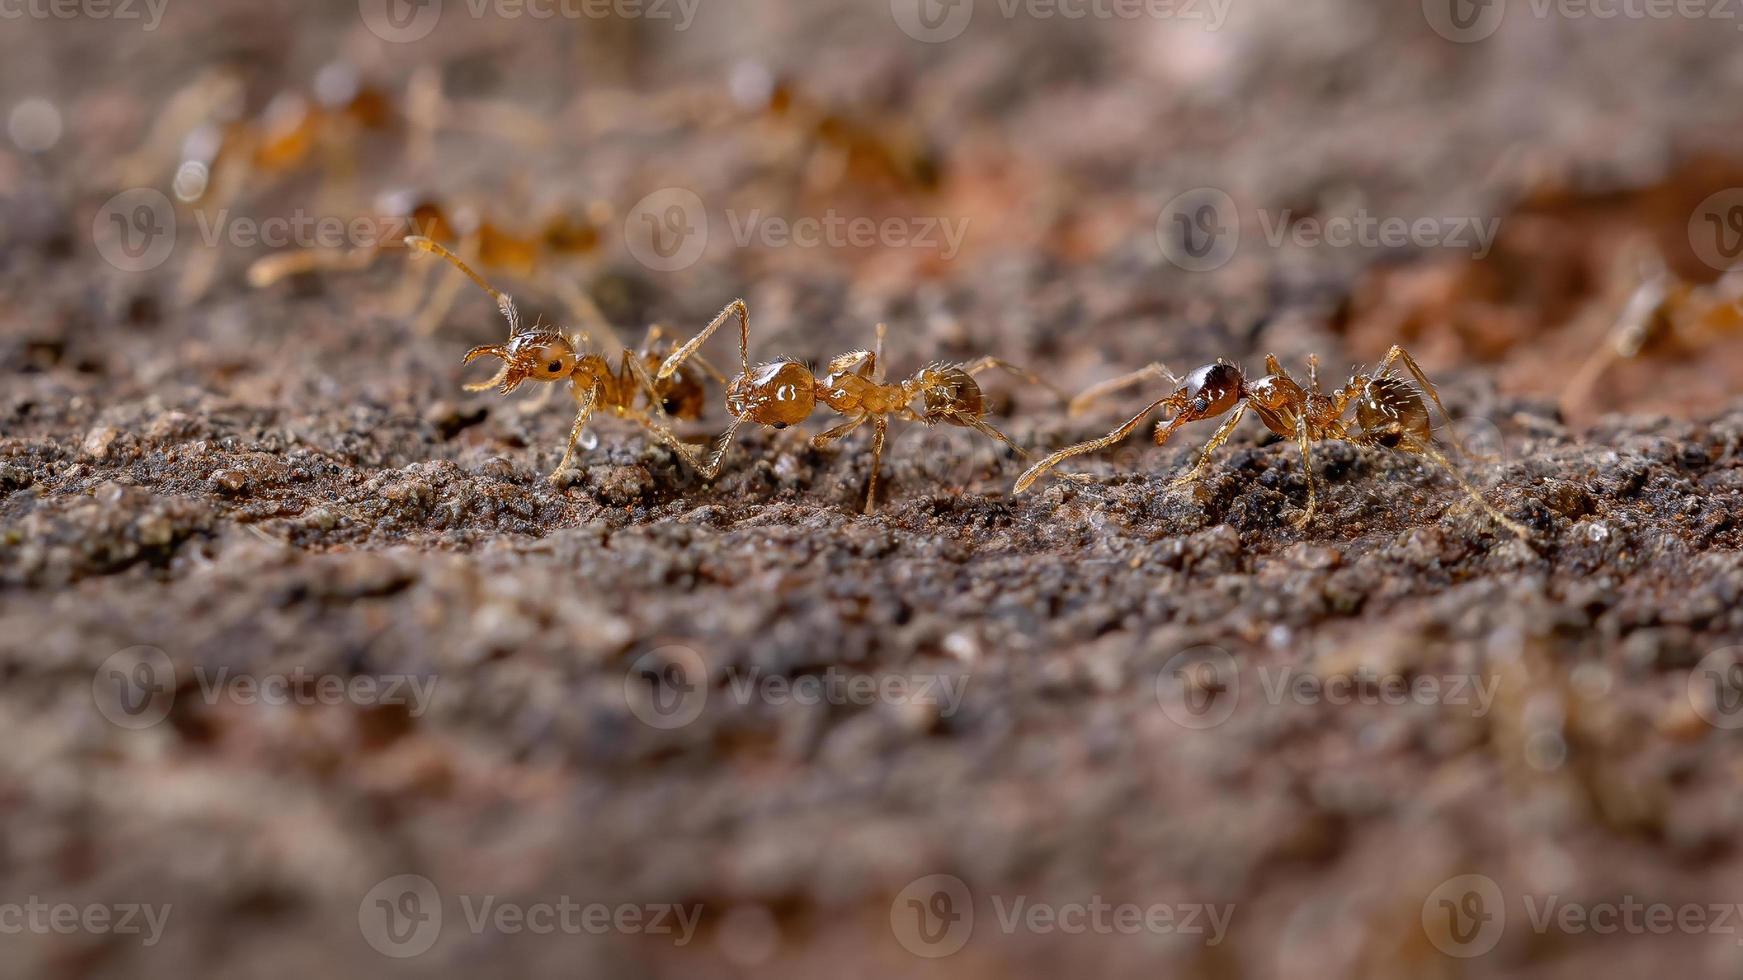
[405,236,723,481]
[1562,241,1743,414]
[249,187,613,336]
[118,61,548,303]
[1017,348,1531,540]
[718,63,944,199]
[654,299,1055,513]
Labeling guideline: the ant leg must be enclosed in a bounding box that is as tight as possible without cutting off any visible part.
[1067,362,1178,417]
[553,277,620,348]
[620,351,715,474]
[961,357,1067,404]
[689,352,730,385]
[658,299,750,381]
[872,323,887,383]
[114,69,245,188]
[1373,345,1466,448]
[1168,402,1248,489]
[176,134,257,305]
[550,383,601,483]
[1398,436,1533,542]
[1292,412,1318,530]
[1014,394,1178,494]
[811,415,867,449]
[517,382,557,416]
[700,416,748,480]
[247,243,381,288]
[412,233,486,335]
[1563,275,1668,416]
[950,414,1029,460]
[863,416,888,515]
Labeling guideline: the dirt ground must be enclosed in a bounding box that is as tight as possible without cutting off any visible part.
[4,1,1743,977]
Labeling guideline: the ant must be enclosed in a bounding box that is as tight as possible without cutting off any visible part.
[1561,246,1743,414]
[124,63,547,303]
[249,189,610,335]
[404,236,723,482]
[1014,348,1531,539]
[652,301,1055,514]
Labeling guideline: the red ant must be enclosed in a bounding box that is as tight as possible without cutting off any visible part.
[654,301,1054,513]
[1016,348,1531,539]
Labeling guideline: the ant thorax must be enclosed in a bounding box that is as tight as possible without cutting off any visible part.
[820,370,908,417]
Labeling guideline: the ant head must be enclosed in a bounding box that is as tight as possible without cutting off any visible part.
[915,366,985,424]
[464,329,576,394]
[726,360,816,428]
[1174,362,1245,420]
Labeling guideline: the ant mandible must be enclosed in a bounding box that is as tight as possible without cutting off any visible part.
[653,301,1055,514]
[404,236,723,482]
[1015,348,1531,539]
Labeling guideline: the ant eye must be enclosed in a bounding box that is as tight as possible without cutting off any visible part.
[1193,398,1209,414]
[547,361,562,373]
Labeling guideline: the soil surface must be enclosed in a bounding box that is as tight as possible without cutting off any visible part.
[4,2,1743,978]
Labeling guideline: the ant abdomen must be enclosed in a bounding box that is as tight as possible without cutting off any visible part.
[1356,375,1431,447]
[726,360,816,427]
[916,366,986,424]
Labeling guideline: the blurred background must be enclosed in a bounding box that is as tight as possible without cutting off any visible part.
[4,0,1743,977]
